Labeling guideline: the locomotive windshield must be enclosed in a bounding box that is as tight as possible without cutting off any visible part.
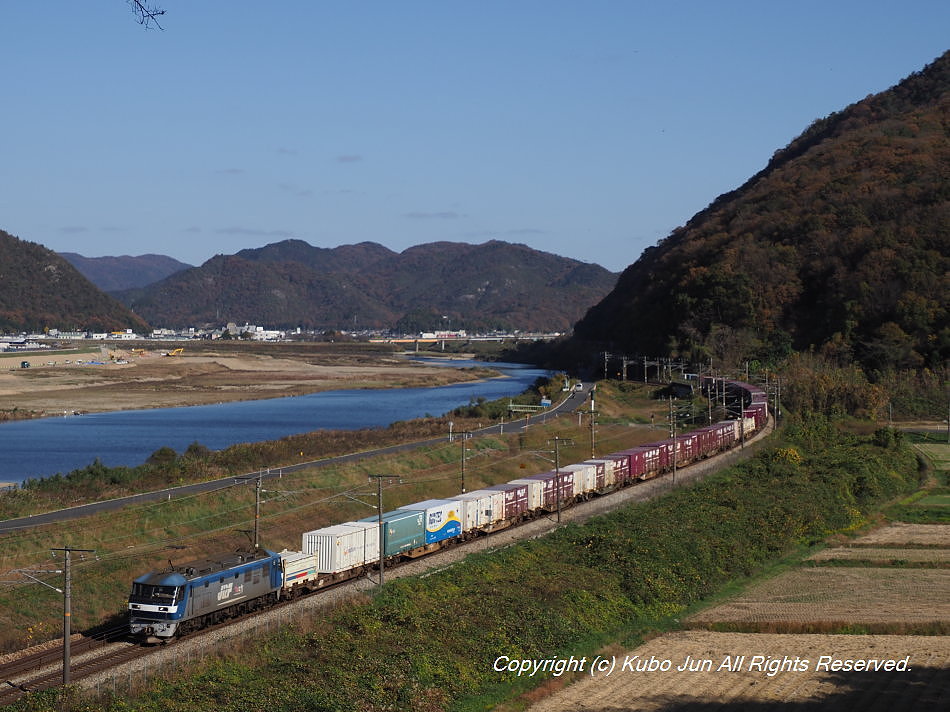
[130,583,180,603]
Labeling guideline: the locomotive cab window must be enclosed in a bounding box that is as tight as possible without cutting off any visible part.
[130,583,180,604]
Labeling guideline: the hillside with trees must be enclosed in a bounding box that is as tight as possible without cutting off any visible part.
[114,240,617,332]
[0,231,150,333]
[573,50,949,376]
[60,252,192,292]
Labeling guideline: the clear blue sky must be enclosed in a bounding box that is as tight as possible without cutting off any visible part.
[2,2,947,273]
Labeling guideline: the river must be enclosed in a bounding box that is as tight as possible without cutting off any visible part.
[0,360,548,485]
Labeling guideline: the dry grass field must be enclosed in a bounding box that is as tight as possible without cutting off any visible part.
[808,547,950,565]
[849,522,950,547]
[687,521,950,636]
[525,631,950,711]
[686,567,950,632]
[529,514,950,710]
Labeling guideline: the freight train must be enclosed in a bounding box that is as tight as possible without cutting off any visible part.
[128,377,768,643]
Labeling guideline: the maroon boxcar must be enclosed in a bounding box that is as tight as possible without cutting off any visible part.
[520,471,575,510]
[616,443,668,480]
[674,432,701,464]
[581,459,607,490]
[600,453,630,484]
[484,483,529,520]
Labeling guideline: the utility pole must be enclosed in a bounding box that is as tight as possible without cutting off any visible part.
[671,406,678,489]
[589,385,596,458]
[368,475,399,585]
[548,436,574,523]
[51,546,94,686]
[459,431,473,493]
[235,471,265,550]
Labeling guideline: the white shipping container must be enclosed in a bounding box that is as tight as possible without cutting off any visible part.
[455,489,505,528]
[508,478,544,511]
[339,521,381,566]
[302,522,378,574]
[452,492,489,532]
[740,417,755,438]
[279,550,319,588]
[560,464,596,496]
[728,420,740,441]
[586,459,617,488]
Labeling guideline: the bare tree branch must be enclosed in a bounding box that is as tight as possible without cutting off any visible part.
[128,0,166,30]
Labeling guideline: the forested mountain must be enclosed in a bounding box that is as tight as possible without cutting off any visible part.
[573,50,949,373]
[0,231,150,333]
[60,252,192,292]
[115,240,617,332]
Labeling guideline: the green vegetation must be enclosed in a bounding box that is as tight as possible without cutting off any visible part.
[9,410,922,711]
[0,382,666,652]
[0,418,476,520]
[0,230,148,333]
[885,487,950,524]
[114,240,615,332]
[573,51,949,378]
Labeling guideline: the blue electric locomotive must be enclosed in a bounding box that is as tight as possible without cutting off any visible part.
[128,548,282,643]
[127,378,770,643]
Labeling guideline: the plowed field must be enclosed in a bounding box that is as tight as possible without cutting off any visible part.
[687,567,950,632]
[527,519,949,709]
[526,631,950,711]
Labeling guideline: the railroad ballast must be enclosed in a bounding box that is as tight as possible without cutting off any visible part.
[128,377,768,643]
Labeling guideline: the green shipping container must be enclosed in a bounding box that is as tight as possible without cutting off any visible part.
[359,509,425,557]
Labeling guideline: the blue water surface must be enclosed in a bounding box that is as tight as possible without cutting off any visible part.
[0,360,547,484]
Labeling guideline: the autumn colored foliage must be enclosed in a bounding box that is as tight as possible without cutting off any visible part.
[575,51,949,375]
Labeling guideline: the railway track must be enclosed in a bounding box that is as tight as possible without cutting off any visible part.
[0,409,773,705]
[0,626,130,705]
[0,569,382,705]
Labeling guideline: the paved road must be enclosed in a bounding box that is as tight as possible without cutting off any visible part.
[0,384,595,533]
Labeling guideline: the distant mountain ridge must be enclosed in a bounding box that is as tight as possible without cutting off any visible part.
[114,240,618,332]
[60,252,192,292]
[0,231,150,333]
[572,50,949,373]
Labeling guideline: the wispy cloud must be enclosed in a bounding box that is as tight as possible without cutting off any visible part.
[464,228,548,239]
[336,155,363,163]
[215,227,295,237]
[278,182,313,198]
[404,211,466,220]
[275,147,298,156]
[505,228,546,236]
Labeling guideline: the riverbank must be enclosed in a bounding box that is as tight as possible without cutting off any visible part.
[0,342,494,420]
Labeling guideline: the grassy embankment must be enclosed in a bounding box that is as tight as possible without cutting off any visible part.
[0,381,662,653]
[8,401,926,711]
